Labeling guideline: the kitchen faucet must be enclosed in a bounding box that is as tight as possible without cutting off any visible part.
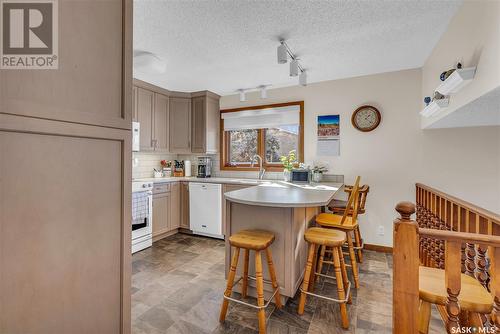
[251,154,266,180]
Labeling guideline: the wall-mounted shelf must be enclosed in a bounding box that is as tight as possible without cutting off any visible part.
[436,67,476,95]
[420,98,450,118]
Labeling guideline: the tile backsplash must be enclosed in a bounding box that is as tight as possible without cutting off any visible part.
[133,152,343,183]
[132,152,177,179]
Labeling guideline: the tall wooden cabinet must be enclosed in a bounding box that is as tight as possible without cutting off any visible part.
[0,1,132,333]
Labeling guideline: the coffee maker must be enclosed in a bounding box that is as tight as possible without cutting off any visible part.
[197,156,212,178]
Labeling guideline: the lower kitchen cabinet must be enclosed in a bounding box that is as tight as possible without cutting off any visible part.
[180,182,190,229]
[152,192,170,237]
[170,182,181,229]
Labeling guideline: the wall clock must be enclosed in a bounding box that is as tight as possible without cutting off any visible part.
[351,105,381,132]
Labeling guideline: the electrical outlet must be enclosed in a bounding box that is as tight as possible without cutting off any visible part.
[378,226,385,236]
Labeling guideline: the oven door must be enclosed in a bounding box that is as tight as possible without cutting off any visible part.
[132,190,152,241]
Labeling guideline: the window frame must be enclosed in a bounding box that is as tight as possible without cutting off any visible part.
[220,101,304,171]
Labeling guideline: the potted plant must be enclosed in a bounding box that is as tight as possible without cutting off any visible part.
[161,160,172,177]
[280,150,297,182]
[312,164,328,183]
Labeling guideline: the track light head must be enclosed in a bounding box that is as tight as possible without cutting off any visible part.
[238,89,246,102]
[277,42,287,64]
[299,70,307,86]
[290,59,299,77]
[259,85,268,99]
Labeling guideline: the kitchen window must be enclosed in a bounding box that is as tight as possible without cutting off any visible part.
[220,101,304,171]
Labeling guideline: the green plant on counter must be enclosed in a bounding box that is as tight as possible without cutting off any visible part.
[280,150,297,171]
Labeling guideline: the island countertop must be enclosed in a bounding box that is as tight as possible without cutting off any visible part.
[224,181,343,208]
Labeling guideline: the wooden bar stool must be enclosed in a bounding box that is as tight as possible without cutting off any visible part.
[328,184,369,262]
[316,176,361,288]
[219,229,282,334]
[298,227,351,329]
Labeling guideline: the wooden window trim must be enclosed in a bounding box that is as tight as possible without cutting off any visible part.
[220,101,304,172]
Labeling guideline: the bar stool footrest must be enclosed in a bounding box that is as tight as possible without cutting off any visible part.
[301,271,351,304]
[223,275,280,310]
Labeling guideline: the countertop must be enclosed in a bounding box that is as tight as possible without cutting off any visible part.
[132,176,272,186]
[224,181,343,208]
[133,176,343,207]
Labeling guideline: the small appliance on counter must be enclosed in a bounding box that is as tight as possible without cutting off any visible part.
[291,168,311,183]
[197,156,212,178]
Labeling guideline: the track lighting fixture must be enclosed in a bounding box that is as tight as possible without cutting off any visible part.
[277,42,287,64]
[299,70,307,86]
[277,40,308,86]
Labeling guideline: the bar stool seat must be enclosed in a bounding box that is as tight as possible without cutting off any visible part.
[229,229,275,250]
[305,227,346,246]
[316,213,357,230]
[220,229,281,334]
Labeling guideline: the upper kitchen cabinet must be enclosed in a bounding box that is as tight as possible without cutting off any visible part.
[0,0,132,130]
[132,80,220,154]
[154,93,169,151]
[136,88,155,151]
[191,92,220,154]
[169,97,192,153]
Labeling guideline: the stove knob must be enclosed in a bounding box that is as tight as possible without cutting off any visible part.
[142,184,147,188]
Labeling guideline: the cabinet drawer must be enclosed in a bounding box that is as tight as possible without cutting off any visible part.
[153,183,170,194]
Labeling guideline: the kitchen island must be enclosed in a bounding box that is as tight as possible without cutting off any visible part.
[224,181,343,301]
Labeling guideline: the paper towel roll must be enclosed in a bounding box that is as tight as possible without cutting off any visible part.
[184,160,192,177]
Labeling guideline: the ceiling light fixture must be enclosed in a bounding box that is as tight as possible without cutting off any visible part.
[277,42,287,64]
[277,40,308,86]
[299,70,307,86]
[259,85,268,99]
[290,59,299,77]
[238,89,246,102]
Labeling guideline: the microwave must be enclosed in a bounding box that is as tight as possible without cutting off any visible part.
[291,169,311,183]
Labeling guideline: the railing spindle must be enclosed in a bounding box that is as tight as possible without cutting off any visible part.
[445,240,462,333]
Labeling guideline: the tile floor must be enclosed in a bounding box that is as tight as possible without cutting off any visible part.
[132,233,445,333]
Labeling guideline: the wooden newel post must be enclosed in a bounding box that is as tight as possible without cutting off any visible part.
[393,201,419,334]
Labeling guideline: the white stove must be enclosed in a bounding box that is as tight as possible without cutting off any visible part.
[132,181,153,253]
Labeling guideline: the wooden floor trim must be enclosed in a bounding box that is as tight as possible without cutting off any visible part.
[364,243,393,253]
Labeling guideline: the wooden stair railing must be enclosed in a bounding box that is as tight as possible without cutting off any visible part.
[393,202,500,334]
[416,183,500,329]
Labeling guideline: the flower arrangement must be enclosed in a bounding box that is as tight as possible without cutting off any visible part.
[280,150,297,171]
[160,160,171,168]
[312,164,328,174]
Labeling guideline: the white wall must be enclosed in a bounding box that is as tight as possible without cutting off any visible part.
[221,69,500,246]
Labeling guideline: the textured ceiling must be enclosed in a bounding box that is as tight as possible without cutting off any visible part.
[134,0,463,95]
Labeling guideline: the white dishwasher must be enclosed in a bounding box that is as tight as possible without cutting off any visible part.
[189,183,223,239]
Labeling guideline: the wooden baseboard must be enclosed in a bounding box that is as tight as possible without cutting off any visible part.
[152,229,178,242]
[364,243,393,253]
